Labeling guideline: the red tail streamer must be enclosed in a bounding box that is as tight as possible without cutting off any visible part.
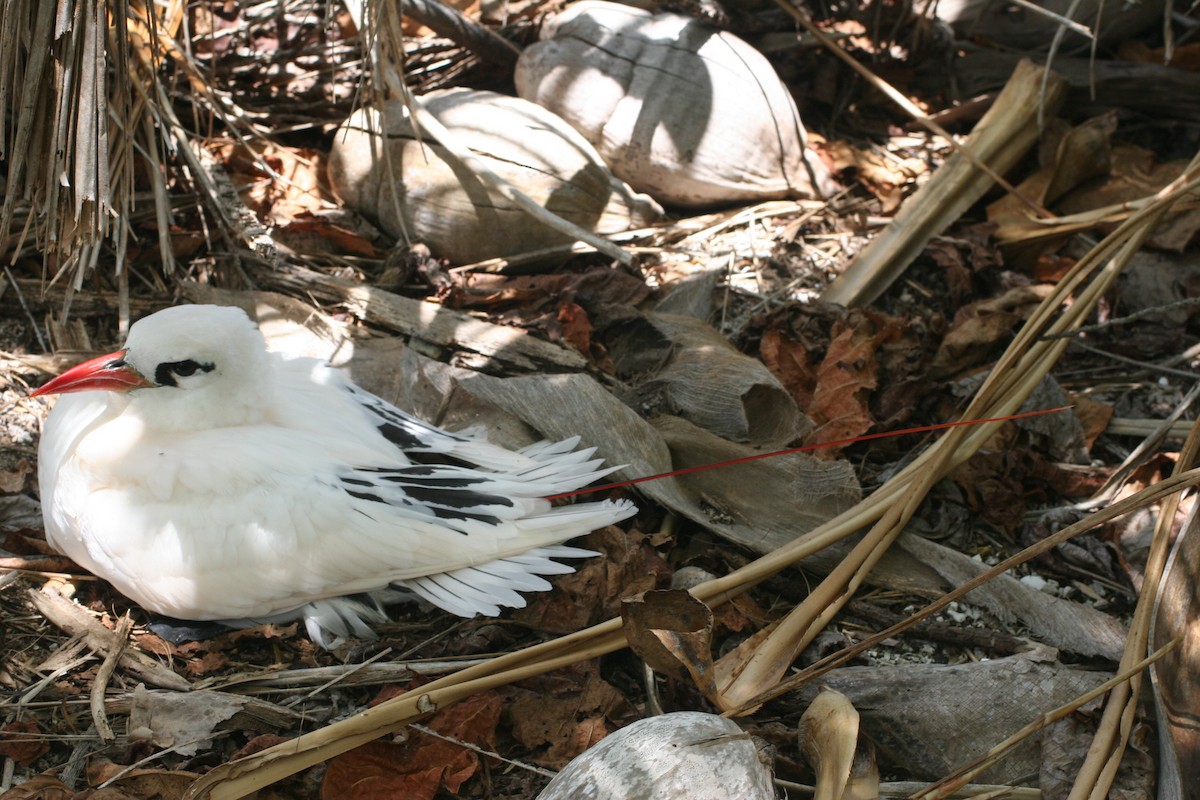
[547,405,1074,501]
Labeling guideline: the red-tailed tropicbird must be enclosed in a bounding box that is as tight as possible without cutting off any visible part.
[33,304,635,646]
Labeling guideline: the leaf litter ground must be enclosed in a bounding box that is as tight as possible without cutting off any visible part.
[2,3,1200,798]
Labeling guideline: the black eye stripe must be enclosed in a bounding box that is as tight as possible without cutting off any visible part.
[154,359,215,387]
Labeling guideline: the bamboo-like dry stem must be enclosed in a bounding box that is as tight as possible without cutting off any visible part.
[822,60,1066,307]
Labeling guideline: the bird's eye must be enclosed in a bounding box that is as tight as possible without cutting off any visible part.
[154,359,215,387]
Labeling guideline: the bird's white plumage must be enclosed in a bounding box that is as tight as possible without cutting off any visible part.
[37,305,635,646]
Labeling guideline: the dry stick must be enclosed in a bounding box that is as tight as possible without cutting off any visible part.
[911,641,1179,799]
[715,495,913,709]
[90,615,133,743]
[1062,156,1200,800]
[397,0,521,67]
[184,476,1200,798]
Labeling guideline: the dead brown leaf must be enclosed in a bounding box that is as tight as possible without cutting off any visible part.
[0,720,49,766]
[1069,394,1115,451]
[805,313,903,452]
[320,691,501,800]
[1118,40,1200,71]
[514,528,668,633]
[760,327,817,408]
[988,114,1117,266]
[454,268,650,315]
[212,142,330,226]
[931,285,1053,378]
[85,761,198,800]
[822,139,925,213]
[555,301,594,358]
[623,590,718,702]
[0,773,76,799]
[1057,144,1200,251]
[277,215,381,258]
[949,449,1028,534]
[506,665,631,766]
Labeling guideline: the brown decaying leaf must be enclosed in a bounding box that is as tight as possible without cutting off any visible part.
[456,268,651,313]
[623,590,718,701]
[987,113,1116,266]
[514,528,668,633]
[804,313,904,452]
[931,285,1053,379]
[0,773,76,799]
[555,301,594,358]
[85,761,199,799]
[321,691,502,800]
[279,215,381,257]
[760,305,932,450]
[506,664,632,766]
[821,140,925,213]
[0,720,49,766]
[213,142,330,225]
[1057,144,1200,251]
[759,327,817,407]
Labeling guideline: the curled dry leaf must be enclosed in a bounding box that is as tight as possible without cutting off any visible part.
[802,313,904,453]
[516,0,833,208]
[622,590,719,702]
[535,712,776,800]
[987,114,1118,267]
[616,312,810,448]
[1056,144,1200,252]
[930,285,1055,379]
[327,88,661,264]
[516,528,668,632]
[798,687,860,800]
[506,665,631,765]
[85,762,199,799]
[449,365,859,556]
[128,685,302,757]
[823,140,926,213]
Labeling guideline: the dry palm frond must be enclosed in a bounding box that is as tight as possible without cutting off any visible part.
[0,0,178,326]
[0,0,360,328]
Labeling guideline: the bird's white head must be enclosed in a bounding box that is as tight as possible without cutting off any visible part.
[33,305,274,431]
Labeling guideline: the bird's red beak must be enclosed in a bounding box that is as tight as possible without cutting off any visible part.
[31,350,154,397]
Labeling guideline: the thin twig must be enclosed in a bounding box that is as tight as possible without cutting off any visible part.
[409,723,558,778]
[90,615,133,742]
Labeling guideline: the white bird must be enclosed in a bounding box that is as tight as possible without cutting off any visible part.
[33,304,635,646]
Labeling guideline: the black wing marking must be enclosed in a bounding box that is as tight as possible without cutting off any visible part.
[345,383,467,454]
[339,466,517,527]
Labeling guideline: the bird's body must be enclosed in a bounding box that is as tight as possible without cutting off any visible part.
[35,305,635,645]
